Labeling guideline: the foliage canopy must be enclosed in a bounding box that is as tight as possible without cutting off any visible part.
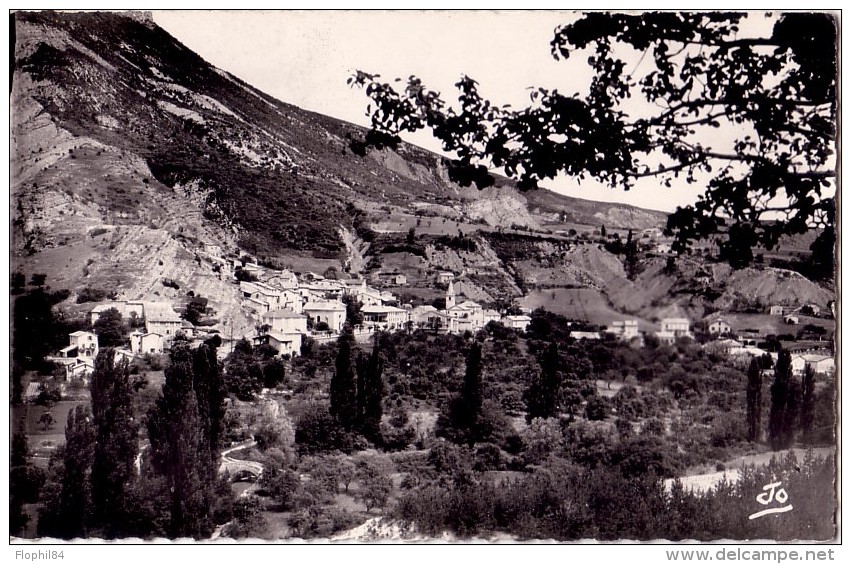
[350,12,837,267]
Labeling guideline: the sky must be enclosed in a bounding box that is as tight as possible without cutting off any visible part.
[152,9,719,212]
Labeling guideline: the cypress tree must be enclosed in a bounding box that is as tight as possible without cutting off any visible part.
[360,341,385,442]
[463,342,484,423]
[800,364,816,444]
[435,341,485,445]
[90,348,139,538]
[784,375,802,448]
[457,341,484,445]
[625,229,640,279]
[330,329,358,429]
[525,342,563,422]
[746,357,762,442]
[768,350,794,450]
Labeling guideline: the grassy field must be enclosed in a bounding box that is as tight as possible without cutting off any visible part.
[724,313,835,337]
[521,287,656,331]
[12,399,87,464]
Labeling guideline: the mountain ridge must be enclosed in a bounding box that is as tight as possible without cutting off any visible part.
[11,10,831,329]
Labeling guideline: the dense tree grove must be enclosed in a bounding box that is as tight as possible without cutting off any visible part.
[16,304,833,541]
[32,341,231,540]
[395,449,835,541]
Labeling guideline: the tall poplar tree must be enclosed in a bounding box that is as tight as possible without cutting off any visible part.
[147,342,210,538]
[38,405,96,539]
[746,357,763,443]
[192,343,225,491]
[90,348,139,538]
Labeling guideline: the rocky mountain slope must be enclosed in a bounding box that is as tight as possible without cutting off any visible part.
[11,10,831,327]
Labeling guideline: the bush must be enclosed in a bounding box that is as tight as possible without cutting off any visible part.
[76,287,109,303]
[585,395,609,421]
[294,403,356,454]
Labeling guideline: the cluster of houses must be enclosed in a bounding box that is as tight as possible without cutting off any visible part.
[571,317,694,346]
[239,267,533,357]
[41,253,835,385]
[46,300,187,382]
[569,314,834,376]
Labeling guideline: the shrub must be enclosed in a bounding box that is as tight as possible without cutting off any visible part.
[76,287,109,303]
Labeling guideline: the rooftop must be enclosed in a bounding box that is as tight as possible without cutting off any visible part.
[263,309,306,319]
[362,305,406,314]
[144,302,182,322]
[304,301,346,311]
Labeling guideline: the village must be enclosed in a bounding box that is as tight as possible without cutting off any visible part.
[31,252,835,400]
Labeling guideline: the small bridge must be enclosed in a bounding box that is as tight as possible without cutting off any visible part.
[219,440,264,481]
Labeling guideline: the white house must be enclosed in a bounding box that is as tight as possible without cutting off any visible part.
[790,354,808,374]
[113,348,136,365]
[661,318,691,335]
[436,271,455,285]
[377,271,407,286]
[359,287,384,307]
[411,306,454,334]
[570,330,601,340]
[784,315,799,325]
[144,302,183,340]
[243,296,271,317]
[266,270,299,289]
[802,354,835,375]
[130,331,164,355]
[411,305,439,325]
[656,317,692,344]
[769,305,785,316]
[67,330,99,358]
[482,309,502,327]
[279,290,303,314]
[606,320,639,340]
[239,281,265,298]
[362,304,409,331]
[503,314,532,332]
[708,319,732,334]
[67,357,95,380]
[262,309,308,334]
[303,301,347,333]
[254,331,303,357]
[341,278,367,297]
[302,279,345,298]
